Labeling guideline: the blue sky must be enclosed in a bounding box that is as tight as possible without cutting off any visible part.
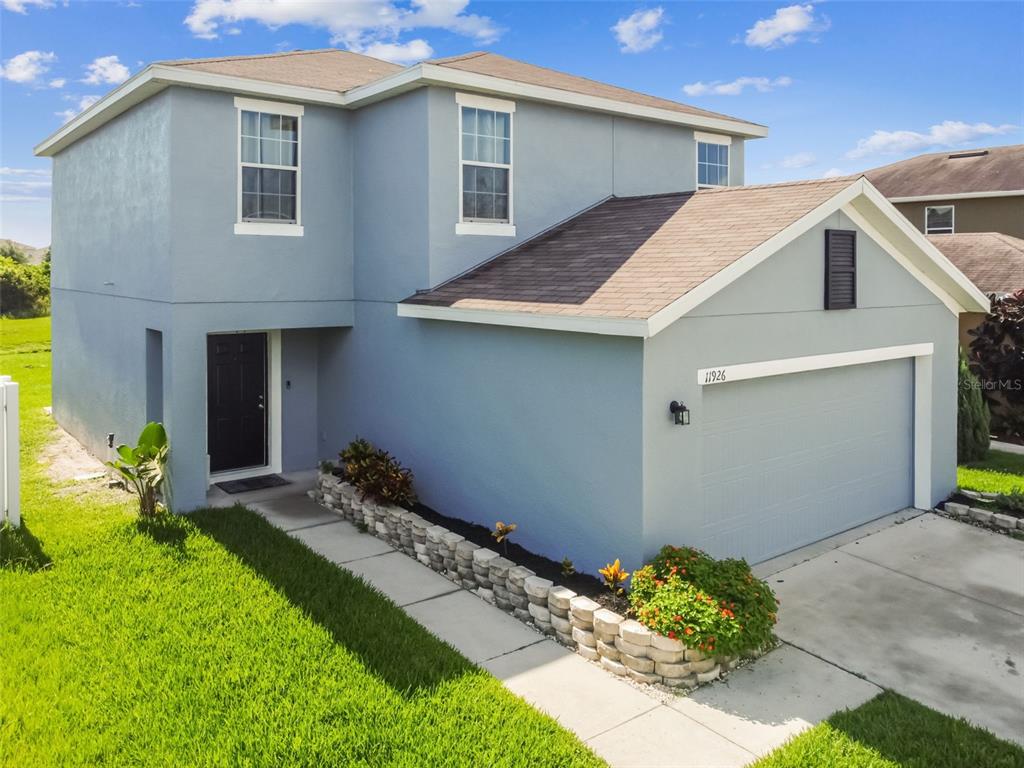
[2,0,1022,247]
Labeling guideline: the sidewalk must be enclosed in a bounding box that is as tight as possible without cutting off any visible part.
[243,493,879,768]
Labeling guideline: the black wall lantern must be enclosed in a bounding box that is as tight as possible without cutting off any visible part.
[669,401,690,426]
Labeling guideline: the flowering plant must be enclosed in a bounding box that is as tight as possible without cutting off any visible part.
[628,545,778,656]
[599,559,629,594]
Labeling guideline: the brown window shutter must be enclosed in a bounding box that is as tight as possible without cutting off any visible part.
[825,229,856,309]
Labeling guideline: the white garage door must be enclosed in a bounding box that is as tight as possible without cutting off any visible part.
[699,358,914,563]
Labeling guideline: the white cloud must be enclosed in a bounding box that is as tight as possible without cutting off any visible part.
[82,55,130,85]
[847,120,1019,158]
[683,75,792,97]
[361,39,433,64]
[745,4,828,49]
[56,94,101,123]
[0,167,51,202]
[183,0,500,53]
[0,50,56,84]
[2,0,54,12]
[612,7,665,53]
[822,168,846,178]
[780,151,816,169]
[48,77,65,88]
[1,167,51,176]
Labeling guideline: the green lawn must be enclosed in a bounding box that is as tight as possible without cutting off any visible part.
[958,449,1024,495]
[0,317,603,767]
[755,691,1024,768]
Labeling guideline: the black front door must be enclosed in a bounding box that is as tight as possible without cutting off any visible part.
[207,333,268,473]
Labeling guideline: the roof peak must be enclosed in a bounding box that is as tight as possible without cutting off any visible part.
[160,48,395,68]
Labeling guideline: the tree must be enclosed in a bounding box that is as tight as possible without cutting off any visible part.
[968,290,1024,439]
[957,351,989,463]
[0,241,27,264]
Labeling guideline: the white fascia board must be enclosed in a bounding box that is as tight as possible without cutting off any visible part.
[856,180,990,312]
[397,302,651,337]
[345,63,769,139]
[645,179,865,336]
[839,203,963,315]
[36,64,343,157]
[888,190,1024,203]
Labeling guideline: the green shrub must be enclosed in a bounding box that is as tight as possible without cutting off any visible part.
[340,437,375,484]
[0,258,49,318]
[629,545,778,656]
[339,437,417,507]
[957,351,990,463]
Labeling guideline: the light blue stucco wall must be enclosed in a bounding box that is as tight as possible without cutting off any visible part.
[423,86,746,288]
[321,301,646,575]
[641,212,957,563]
[50,86,355,509]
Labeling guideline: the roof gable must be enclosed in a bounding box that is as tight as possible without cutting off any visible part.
[399,177,989,337]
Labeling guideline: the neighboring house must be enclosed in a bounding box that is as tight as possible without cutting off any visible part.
[928,232,1024,347]
[864,144,1024,239]
[36,49,987,572]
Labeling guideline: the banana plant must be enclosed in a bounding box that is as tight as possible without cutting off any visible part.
[107,422,171,517]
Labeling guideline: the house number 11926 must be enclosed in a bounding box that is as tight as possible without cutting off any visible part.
[703,368,727,384]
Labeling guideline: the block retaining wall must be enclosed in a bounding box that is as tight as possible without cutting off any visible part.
[312,472,756,690]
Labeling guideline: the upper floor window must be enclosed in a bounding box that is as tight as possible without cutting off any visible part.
[457,92,516,237]
[696,132,731,188]
[235,97,303,237]
[925,205,954,234]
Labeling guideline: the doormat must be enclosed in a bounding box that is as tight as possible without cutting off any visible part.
[215,474,290,494]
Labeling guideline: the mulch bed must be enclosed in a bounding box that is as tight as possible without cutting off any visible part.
[411,500,629,612]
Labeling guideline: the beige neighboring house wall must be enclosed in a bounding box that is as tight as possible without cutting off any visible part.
[895,196,1024,239]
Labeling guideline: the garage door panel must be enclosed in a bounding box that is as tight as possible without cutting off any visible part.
[698,359,913,563]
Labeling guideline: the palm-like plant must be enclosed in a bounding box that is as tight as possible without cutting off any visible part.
[107,422,171,517]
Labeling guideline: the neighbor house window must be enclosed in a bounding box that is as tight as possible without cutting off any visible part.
[235,97,303,236]
[925,205,954,234]
[457,92,515,236]
[696,132,731,188]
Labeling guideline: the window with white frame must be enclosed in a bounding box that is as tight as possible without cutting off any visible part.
[236,97,302,232]
[458,94,513,227]
[925,205,954,234]
[697,137,730,188]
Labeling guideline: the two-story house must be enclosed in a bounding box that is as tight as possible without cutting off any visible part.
[866,145,1024,345]
[37,49,987,572]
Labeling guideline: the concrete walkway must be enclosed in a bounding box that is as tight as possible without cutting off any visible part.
[760,511,1024,746]
[235,492,879,767]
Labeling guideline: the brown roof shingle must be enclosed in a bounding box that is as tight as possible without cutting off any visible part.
[864,144,1024,198]
[927,232,1024,295]
[404,177,857,320]
[160,49,404,92]
[428,52,763,131]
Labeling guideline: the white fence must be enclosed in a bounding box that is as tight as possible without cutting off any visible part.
[1,376,19,528]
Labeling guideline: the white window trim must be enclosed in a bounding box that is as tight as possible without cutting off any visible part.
[456,91,516,237]
[695,132,731,189]
[206,329,282,485]
[696,343,934,510]
[924,205,955,235]
[234,96,304,237]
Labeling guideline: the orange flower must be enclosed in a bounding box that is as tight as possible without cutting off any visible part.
[668,630,676,640]
[684,627,694,636]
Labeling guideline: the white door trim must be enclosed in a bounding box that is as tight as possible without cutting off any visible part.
[697,343,934,510]
[206,329,282,486]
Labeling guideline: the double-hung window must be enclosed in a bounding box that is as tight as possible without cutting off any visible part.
[457,92,515,237]
[925,205,954,234]
[235,97,303,237]
[696,132,731,188]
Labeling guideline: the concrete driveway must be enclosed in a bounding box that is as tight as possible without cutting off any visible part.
[758,512,1024,745]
